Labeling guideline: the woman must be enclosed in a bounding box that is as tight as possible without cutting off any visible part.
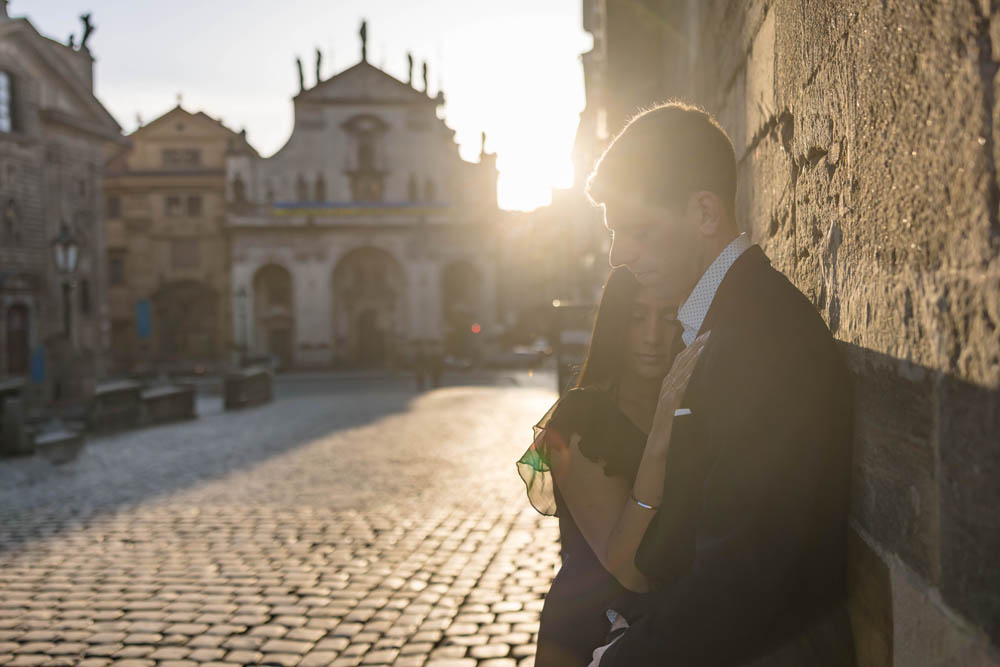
[518,267,708,666]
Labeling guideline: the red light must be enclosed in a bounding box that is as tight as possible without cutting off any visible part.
[470,323,481,334]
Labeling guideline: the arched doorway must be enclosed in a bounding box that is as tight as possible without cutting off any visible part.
[151,281,218,367]
[5,304,29,375]
[252,264,294,369]
[441,261,483,360]
[332,247,405,368]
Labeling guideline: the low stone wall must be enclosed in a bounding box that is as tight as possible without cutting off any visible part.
[141,384,196,425]
[89,380,143,433]
[33,427,85,464]
[620,1,1000,663]
[0,379,30,456]
[223,367,273,410]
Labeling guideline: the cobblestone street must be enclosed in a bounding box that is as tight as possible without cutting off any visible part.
[0,375,561,666]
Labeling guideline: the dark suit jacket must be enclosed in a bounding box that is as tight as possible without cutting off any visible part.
[601,245,854,666]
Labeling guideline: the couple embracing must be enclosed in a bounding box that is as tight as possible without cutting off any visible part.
[518,103,856,666]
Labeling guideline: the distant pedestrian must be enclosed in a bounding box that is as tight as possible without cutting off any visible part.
[428,340,444,388]
[412,341,427,391]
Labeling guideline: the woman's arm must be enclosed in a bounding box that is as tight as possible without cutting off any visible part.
[550,334,709,592]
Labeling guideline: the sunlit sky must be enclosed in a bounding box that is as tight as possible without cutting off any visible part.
[22,0,592,211]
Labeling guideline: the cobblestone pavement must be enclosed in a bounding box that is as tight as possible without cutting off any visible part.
[0,378,561,666]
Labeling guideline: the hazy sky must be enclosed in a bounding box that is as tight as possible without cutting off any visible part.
[21,0,593,210]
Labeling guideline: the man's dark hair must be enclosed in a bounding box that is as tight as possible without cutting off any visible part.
[586,101,737,220]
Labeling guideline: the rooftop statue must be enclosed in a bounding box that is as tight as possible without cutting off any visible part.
[79,13,94,50]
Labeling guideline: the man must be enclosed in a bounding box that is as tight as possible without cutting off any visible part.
[586,102,855,665]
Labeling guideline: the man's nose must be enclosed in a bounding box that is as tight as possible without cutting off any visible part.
[609,237,638,268]
[642,316,663,345]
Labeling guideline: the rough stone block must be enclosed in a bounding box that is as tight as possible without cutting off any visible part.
[846,347,939,582]
[937,371,1000,647]
[846,528,892,667]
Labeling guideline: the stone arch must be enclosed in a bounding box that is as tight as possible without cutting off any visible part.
[441,260,483,359]
[150,280,218,366]
[252,264,295,369]
[332,247,405,368]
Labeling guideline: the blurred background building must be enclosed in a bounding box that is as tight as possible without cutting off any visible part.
[103,105,253,376]
[0,6,121,405]
[225,32,501,370]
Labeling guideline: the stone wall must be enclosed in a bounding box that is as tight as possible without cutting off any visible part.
[632,1,999,664]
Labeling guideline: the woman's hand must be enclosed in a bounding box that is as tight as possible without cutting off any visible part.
[647,331,711,450]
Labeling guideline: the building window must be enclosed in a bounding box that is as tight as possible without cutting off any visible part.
[165,195,183,216]
[3,199,17,244]
[109,252,126,286]
[342,114,388,203]
[161,148,201,168]
[423,178,435,203]
[295,174,308,201]
[171,239,199,269]
[358,137,375,171]
[79,279,91,316]
[231,175,247,205]
[0,71,12,134]
[314,174,326,202]
[187,195,202,216]
[408,174,418,201]
[107,196,121,218]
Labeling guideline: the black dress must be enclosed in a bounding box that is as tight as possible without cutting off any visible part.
[517,387,648,667]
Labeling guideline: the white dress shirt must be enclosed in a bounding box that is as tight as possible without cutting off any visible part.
[677,233,752,346]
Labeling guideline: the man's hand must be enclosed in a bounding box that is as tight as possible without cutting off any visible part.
[587,611,629,667]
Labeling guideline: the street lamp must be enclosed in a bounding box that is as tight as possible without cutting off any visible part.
[51,222,79,337]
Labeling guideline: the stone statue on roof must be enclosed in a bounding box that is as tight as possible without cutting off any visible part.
[295,56,304,92]
[407,52,414,86]
[422,61,429,94]
[360,20,368,62]
[79,13,94,50]
[315,47,323,84]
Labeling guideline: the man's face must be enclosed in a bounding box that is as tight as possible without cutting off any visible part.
[603,196,702,299]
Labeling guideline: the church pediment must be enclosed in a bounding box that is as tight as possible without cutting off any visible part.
[297,62,431,106]
[137,107,239,140]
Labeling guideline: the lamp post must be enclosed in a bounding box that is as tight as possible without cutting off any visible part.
[235,286,248,366]
[51,222,79,338]
[49,222,79,405]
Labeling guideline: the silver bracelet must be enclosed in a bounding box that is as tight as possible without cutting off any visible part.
[629,492,659,511]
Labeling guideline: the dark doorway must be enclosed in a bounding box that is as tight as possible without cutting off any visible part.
[5,304,28,375]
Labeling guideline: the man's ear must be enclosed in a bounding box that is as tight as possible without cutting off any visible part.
[688,190,724,237]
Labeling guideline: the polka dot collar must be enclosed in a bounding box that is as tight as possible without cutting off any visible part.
[677,233,752,346]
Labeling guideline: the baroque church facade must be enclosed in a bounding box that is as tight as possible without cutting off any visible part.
[227,35,500,369]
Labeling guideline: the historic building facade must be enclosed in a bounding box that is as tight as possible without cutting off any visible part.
[227,40,500,369]
[0,7,121,400]
[103,105,253,374]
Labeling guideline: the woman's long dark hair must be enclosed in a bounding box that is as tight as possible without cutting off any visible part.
[575,267,640,389]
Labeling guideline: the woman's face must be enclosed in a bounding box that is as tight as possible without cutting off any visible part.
[625,286,682,381]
